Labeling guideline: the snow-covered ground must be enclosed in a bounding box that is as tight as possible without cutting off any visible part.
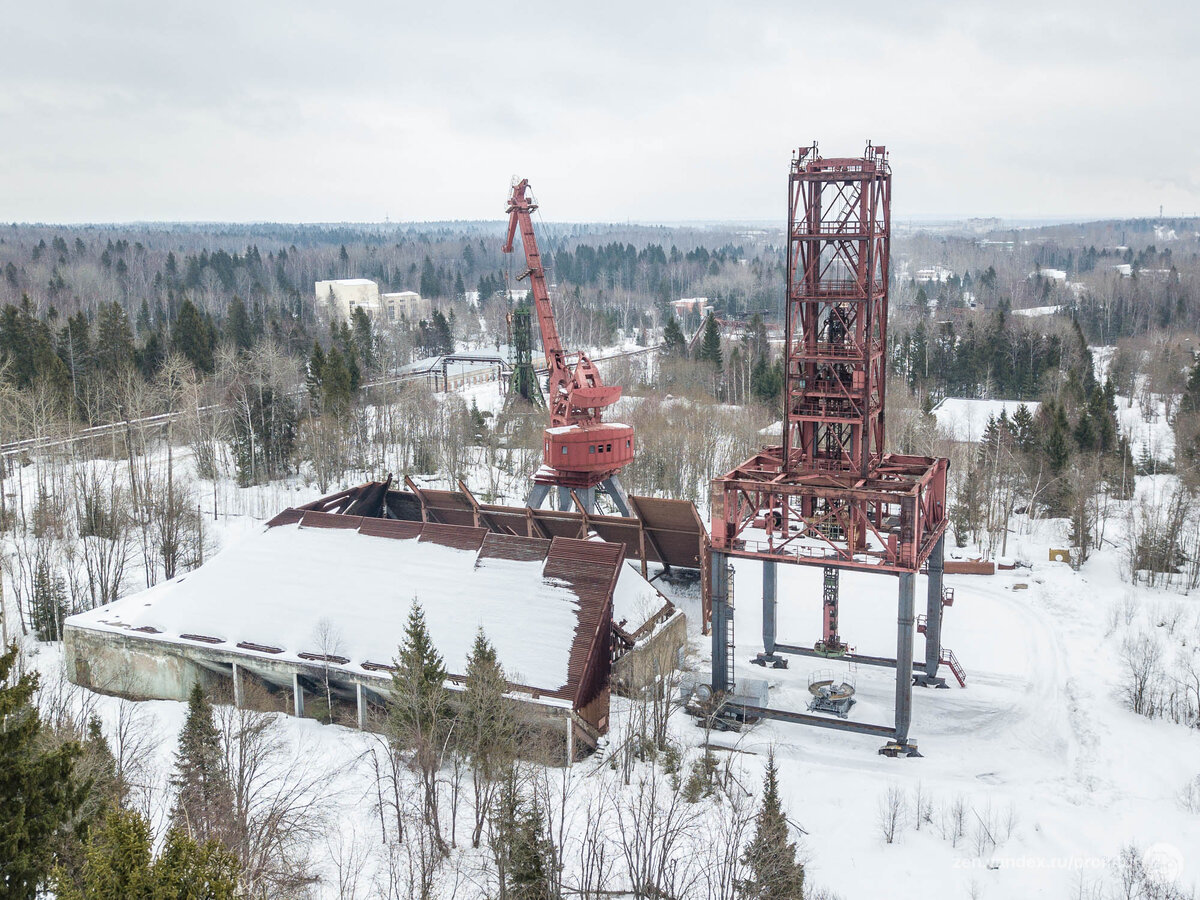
[689,520,1200,898]
[26,500,1200,898]
[931,398,1040,444]
[8,352,1200,897]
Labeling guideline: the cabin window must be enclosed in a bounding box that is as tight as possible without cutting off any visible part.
[626,439,631,448]
[606,443,612,452]
[588,445,595,453]
[561,446,568,455]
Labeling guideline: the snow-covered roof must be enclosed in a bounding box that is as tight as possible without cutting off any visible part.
[1013,305,1064,317]
[931,398,1040,443]
[66,517,625,696]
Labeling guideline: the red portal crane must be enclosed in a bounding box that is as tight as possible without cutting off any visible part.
[503,178,635,515]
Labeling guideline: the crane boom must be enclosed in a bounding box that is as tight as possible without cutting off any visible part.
[504,178,622,430]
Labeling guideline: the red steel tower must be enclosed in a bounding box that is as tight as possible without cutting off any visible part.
[707,143,954,755]
[784,143,889,477]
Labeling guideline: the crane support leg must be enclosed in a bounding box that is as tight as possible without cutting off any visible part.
[893,572,916,746]
[711,554,733,694]
[526,482,552,511]
[601,475,632,517]
[557,485,595,513]
[752,560,787,668]
[915,536,948,687]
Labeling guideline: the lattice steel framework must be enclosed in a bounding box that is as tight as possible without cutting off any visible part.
[784,143,890,476]
[707,143,953,752]
[711,143,947,574]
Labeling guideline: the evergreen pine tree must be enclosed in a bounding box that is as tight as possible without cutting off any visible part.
[306,340,325,403]
[171,299,214,374]
[168,685,233,847]
[697,312,722,369]
[390,601,449,738]
[490,773,555,900]
[464,629,517,848]
[57,808,239,900]
[0,643,85,900]
[662,317,687,358]
[224,296,253,352]
[739,751,805,900]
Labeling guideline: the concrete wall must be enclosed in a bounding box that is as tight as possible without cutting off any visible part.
[611,611,687,697]
[65,627,225,700]
[65,624,593,765]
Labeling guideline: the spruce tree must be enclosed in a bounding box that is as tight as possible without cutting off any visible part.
[319,345,354,415]
[390,601,449,738]
[739,751,805,900]
[490,773,555,900]
[464,629,517,848]
[662,316,687,358]
[0,643,85,900]
[388,601,451,852]
[57,808,238,900]
[171,299,214,374]
[306,340,325,403]
[169,684,233,847]
[351,306,374,370]
[224,296,253,352]
[1182,358,1200,414]
[698,312,723,369]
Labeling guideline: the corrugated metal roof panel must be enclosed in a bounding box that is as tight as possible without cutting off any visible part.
[478,532,551,562]
[357,518,423,541]
[265,509,304,528]
[418,522,487,552]
[300,510,364,530]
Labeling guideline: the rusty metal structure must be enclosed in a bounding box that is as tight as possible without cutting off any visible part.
[708,143,955,755]
[503,179,635,515]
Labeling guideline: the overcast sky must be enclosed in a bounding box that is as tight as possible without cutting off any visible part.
[2,1,1197,224]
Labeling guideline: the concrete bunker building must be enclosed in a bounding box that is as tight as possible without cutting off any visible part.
[64,481,696,762]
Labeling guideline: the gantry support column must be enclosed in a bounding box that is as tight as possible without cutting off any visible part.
[356,682,368,730]
[915,536,948,687]
[894,572,915,745]
[710,552,733,694]
[557,485,595,514]
[601,475,632,517]
[526,482,552,510]
[292,672,304,718]
[753,560,787,668]
[231,662,244,709]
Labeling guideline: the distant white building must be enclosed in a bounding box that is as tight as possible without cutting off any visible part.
[315,279,429,323]
[315,279,380,321]
[672,297,712,318]
[915,265,953,284]
[382,291,432,323]
[1030,268,1067,283]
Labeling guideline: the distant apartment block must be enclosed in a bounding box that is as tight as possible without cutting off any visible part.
[315,279,432,323]
[671,297,712,318]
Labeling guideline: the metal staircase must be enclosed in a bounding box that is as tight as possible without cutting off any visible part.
[940,648,967,687]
